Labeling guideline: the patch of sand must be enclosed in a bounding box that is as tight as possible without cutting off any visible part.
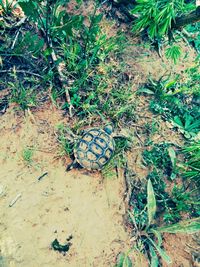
[0,105,129,267]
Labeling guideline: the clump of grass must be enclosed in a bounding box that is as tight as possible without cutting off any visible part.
[127,178,200,266]
[0,0,16,15]
[141,141,200,223]
[142,143,173,176]
[102,136,132,178]
[183,141,200,185]
[1,0,135,124]
[138,70,200,140]
[56,123,74,157]
[9,80,38,111]
[22,147,34,165]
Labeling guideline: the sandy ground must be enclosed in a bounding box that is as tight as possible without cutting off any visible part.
[0,106,129,267]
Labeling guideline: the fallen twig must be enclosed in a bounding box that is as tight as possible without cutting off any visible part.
[135,130,144,145]
[123,162,135,209]
[11,29,20,50]
[49,46,73,117]
[0,69,42,78]
[14,17,27,27]
[9,193,22,207]
[57,62,73,117]
[38,172,48,181]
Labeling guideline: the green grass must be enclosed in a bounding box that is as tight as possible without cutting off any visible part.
[138,69,200,140]
[102,136,132,178]
[183,141,200,185]
[22,147,34,164]
[9,80,38,110]
[0,0,15,15]
[1,0,135,123]
[56,123,74,157]
[127,178,200,266]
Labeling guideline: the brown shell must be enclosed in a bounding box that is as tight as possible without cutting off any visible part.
[74,128,115,170]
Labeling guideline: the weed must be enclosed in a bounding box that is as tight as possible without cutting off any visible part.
[165,45,182,64]
[138,75,178,100]
[9,81,37,110]
[14,0,132,123]
[102,136,131,178]
[142,143,173,177]
[130,0,198,61]
[142,142,200,222]
[186,22,200,53]
[172,113,200,139]
[184,63,200,97]
[137,170,182,224]
[22,147,34,164]
[56,123,74,157]
[127,179,200,266]
[183,141,200,184]
[139,73,200,139]
[131,0,195,39]
[161,184,199,223]
[172,185,191,212]
[144,119,159,137]
[13,32,45,57]
[115,252,132,267]
[0,0,15,15]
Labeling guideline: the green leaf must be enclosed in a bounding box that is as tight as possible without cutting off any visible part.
[137,88,155,95]
[159,18,170,35]
[184,114,193,129]
[165,45,182,64]
[165,80,177,89]
[149,245,159,267]
[149,229,162,247]
[148,238,172,264]
[167,147,176,167]
[18,1,38,22]
[173,116,184,128]
[147,179,157,226]
[156,218,200,234]
[115,253,132,267]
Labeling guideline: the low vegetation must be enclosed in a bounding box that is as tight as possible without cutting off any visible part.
[0,0,200,266]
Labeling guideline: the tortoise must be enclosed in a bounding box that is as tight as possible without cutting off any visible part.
[66,125,116,171]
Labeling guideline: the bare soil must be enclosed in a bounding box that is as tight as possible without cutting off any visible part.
[0,105,129,267]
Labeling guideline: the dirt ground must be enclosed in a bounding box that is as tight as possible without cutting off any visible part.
[0,106,129,267]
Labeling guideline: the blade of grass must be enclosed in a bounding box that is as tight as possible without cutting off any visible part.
[147,179,157,226]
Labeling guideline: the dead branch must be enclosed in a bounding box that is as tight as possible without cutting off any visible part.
[0,69,42,78]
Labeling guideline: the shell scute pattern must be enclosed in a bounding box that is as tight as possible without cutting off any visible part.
[86,151,98,161]
[79,141,88,150]
[99,133,109,143]
[95,136,107,149]
[99,157,107,165]
[83,133,93,142]
[105,148,112,159]
[74,127,115,170]
[90,143,103,156]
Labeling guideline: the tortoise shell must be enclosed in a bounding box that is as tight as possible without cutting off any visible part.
[74,127,115,170]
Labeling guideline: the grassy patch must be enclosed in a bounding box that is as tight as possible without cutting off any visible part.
[138,66,200,140]
[22,147,34,165]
